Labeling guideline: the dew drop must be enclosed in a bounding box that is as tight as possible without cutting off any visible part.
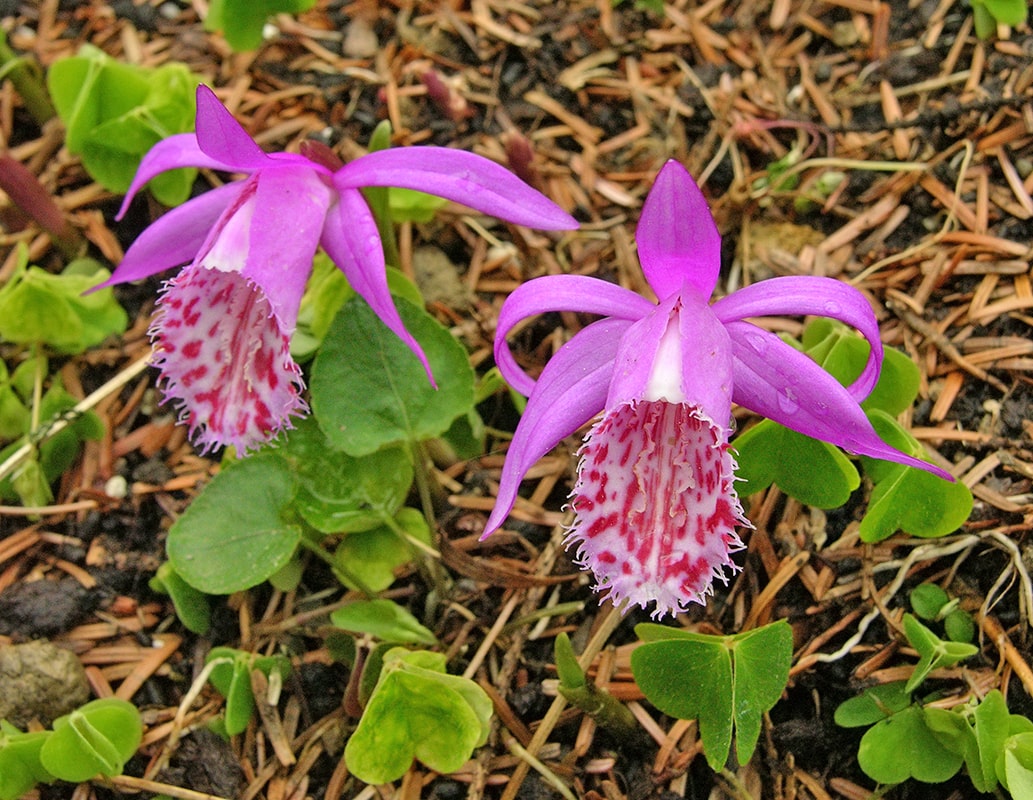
[823,300,842,315]
[745,331,768,354]
[777,389,800,415]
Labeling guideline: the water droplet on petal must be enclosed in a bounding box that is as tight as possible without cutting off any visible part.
[777,389,800,415]
[745,331,768,354]
[823,301,842,315]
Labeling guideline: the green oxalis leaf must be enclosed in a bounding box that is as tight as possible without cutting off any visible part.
[38,698,142,783]
[330,599,437,646]
[858,410,973,543]
[1001,730,1033,798]
[47,46,199,205]
[310,295,476,457]
[0,726,53,800]
[0,257,127,353]
[205,647,292,736]
[167,454,301,594]
[148,561,211,635]
[902,614,979,693]
[858,704,964,784]
[345,648,492,784]
[204,0,317,50]
[632,620,792,769]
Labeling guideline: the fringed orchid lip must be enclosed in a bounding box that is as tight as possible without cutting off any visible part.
[485,159,954,617]
[99,84,578,455]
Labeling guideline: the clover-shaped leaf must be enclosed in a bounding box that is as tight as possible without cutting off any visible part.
[857,704,963,784]
[903,614,978,693]
[47,46,199,205]
[206,647,292,736]
[167,454,301,594]
[632,620,792,768]
[834,681,911,728]
[311,296,475,457]
[149,561,211,635]
[733,418,859,507]
[345,647,491,783]
[331,599,437,646]
[0,727,53,800]
[0,259,127,353]
[858,410,972,543]
[39,698,142,783]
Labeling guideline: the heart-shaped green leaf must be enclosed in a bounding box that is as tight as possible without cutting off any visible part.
[834,681,911,728]
[345,648,491,783]
[858,705,963,784]
[334,507,433,592]
[204,0,317,51]
[331,599,437,646]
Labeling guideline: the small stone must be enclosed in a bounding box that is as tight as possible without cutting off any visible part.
[0,640,90,728]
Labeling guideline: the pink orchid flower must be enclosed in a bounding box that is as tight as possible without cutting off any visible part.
[100,85,576,454]
[484,160,952,618]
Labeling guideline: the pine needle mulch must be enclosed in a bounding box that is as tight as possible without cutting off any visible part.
[1,1,1032,798]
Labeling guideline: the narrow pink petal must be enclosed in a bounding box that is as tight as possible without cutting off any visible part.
[193,85,269,171]
[725,321,954,480]
[606,289,734,430]
[495,275,654,396]
[151,264,307,454]
[116,133,232,219]
[568,400,747,618]
[712,276,883,401]
[319,188,433,383]
[229,166,332,332]
[635,160,722,301]
[333,147,578,230]
[482,318,629,538]
[97,183,243,289]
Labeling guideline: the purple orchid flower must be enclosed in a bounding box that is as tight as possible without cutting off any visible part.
[100,85,576,455]
[483,160,952,618]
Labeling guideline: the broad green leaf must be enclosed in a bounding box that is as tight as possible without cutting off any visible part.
[40,699,142,782]
[858,705,963,784]
[971,690,1010,792]
[733,419,859,507]
[279,418,413,534]
[167,455,301,594]
[388,187,448,223]
[0,729,52,800]
[834,681,911,728]
[311,296,475,456]
[331,599,437,646]
[204,0,317,50]
[333,507,433,592]
[149,561,211,635]
[345,647,491,783]
[944,609,975,643]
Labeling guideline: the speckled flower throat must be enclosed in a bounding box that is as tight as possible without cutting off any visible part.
[568,401,746,617]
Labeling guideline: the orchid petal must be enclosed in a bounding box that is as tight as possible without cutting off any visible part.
[99,183,244,288]
[193,85,269,171]
[726,321,953,480]
[333,148,578,230]
[495,275,655,396]
[482,317,630,537]
[607,289,734,429]
[116,133,232,219]
[635,160,722,301]
[713,276,884,401]
[320,188,433,382]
